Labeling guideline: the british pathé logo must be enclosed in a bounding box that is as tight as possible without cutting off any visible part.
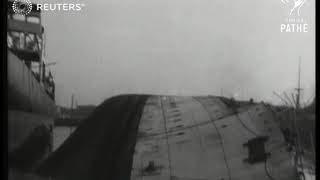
[281,0,306,16]
[12,0,33,15]
[280,0,308,32]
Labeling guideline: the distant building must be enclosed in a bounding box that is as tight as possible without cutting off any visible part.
[70,105,96,121]
[55,105,96,126]
[57,106,72,119]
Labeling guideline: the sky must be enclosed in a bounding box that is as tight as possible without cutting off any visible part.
[35,0,315,107]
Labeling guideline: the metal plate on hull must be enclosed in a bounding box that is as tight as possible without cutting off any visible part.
[8,51,56,116]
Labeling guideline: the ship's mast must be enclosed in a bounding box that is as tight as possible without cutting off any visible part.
[71,94,75,110]
[295,56,302,110]
[292,56,305,174]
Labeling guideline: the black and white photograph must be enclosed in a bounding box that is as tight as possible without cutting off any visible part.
[5,0,315,180]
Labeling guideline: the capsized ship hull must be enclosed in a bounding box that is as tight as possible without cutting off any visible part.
[35,95,301,180]
[131,96,296,180]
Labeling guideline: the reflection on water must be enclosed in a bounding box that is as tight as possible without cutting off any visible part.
[53,126,77,151]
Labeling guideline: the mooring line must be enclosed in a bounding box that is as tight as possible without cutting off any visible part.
[193,97,232,180]
[159,96,173,180]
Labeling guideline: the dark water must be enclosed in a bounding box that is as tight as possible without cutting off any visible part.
[53,126,76,151]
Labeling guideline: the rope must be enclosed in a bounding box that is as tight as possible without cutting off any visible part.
[264,158,276,180]
[159,97,173,180]
[219,98,278,180]
[236,111,259,137]
[193,97,232,180]
[244,107,277,180]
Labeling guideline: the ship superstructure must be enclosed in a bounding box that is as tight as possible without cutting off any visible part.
[7,1,57,178]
